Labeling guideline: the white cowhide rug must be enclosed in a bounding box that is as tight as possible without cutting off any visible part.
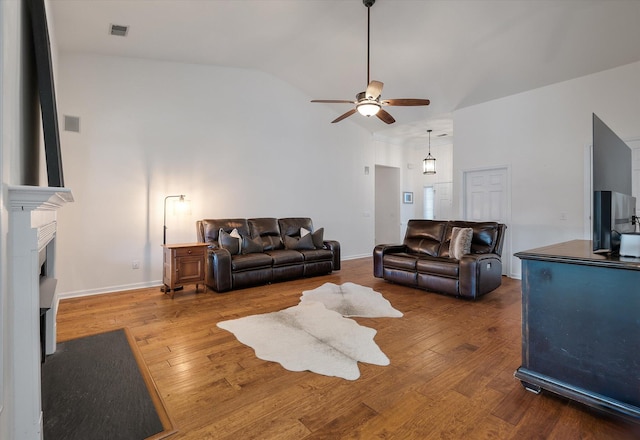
[217,301,389,380]
[300,282,403,318]
[217,283,402,380]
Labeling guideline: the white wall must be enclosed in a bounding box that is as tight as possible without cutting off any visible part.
[453,61,640,278]
[55,53,376,296]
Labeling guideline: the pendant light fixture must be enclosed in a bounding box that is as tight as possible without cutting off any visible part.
[423,129,436,175]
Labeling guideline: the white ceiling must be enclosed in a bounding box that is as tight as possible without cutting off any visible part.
[50,0,640,144]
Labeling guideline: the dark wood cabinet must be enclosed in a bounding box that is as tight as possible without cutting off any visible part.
[515,240,640,423]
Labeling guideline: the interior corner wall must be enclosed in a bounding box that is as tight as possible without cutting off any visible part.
[54,53,375,297]
[453,61,640,278]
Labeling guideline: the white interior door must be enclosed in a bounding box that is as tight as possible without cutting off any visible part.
[375,165,401,244]
[463,167,510,274]
[434,182,453,220]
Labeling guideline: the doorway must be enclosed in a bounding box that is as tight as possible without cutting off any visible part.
[424,182,453,220]
[375,165,401,244]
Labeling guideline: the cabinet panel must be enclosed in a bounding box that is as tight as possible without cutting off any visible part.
[515,240,640,422]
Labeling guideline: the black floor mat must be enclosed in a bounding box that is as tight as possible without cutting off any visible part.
[41,329,166,440]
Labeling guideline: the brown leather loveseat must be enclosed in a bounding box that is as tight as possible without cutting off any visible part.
[196,217,340,292]
[373,220,506,299]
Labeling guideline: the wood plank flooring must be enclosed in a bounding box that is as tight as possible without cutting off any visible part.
[55,258,640,439]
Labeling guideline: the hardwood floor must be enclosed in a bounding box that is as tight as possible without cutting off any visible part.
[55,258,640,439]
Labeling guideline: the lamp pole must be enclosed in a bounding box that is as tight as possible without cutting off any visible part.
[163,194,185,245]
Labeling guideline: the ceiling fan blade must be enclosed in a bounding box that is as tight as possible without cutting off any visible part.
[366,80,384,99]
[311,99,355,104]
[376,109,395,124]
[381,98,431,106]
[331,108,357,123]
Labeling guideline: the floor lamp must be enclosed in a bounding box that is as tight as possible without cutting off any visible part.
[162,194,186,292]
[163,194,186,245]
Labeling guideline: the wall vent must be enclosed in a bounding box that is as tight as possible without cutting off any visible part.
[110,24,129,37]
[64,115,80,133]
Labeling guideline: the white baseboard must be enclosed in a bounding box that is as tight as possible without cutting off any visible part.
[57,280,163,300]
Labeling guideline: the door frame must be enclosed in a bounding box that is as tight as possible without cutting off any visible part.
[461,165,512,277]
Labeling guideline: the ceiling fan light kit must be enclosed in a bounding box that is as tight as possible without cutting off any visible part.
[356,103,380,117]
[311,0,430,124]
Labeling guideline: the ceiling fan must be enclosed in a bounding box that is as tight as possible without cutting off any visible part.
[311,0,430,124]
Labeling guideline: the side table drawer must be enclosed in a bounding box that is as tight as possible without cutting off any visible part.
[174,247,205,258]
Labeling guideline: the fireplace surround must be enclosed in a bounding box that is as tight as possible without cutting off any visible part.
[7,185,72,439]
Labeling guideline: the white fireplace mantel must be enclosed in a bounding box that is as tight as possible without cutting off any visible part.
[7,185,73,440]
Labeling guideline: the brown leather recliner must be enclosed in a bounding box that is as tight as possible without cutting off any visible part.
[373,220,506,299]
[196,217,340,292]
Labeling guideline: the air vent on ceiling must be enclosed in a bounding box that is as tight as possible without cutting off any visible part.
[64,115,80,133]
[110,24,129,37]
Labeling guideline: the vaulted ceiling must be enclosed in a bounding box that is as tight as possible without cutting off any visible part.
[50,0,640,143]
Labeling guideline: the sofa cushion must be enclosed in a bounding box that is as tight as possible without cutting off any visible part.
[219,228,241,255]
[383,253,418,271]
[403,220,446,256]
[298,248,334,263]
[450,227,473,260]
[265,249,304,266]
[441,221,500,256]
[248,218,283,250]
[200,218,249,247]
[231,253,273,271]
[279,217,314,238]
[468,222,500,254]
[416,256,460,278]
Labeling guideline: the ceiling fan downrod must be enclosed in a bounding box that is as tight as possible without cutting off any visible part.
[364,0,375,86]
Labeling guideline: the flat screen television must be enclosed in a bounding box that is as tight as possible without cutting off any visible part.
[593,191,636,253]
[592,114,635,253]
[28,0,64,187]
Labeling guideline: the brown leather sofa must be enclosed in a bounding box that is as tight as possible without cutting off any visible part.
[373,220,506,299]
[196,217,340,292]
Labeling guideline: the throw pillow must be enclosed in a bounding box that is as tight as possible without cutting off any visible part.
[311,227,324,249]
[241,235,263,254]
[450,227,473,260]
[219,228,241,255]
[301,226,324,249]
[284,233,315,250]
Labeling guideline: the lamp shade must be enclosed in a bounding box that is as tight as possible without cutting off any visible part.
[356,102,381,116]
[423,154,436,174]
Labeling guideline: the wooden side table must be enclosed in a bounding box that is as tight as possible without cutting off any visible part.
[162,242,209,298]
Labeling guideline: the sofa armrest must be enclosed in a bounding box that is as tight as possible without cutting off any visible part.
[207,247,233,292]
[459,253,503,299]
[373,244,408,278]
[323,240,341,271]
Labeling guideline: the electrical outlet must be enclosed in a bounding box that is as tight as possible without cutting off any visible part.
[132,260,140,269]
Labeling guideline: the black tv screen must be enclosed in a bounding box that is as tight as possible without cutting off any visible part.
[28,0,64,187]
[592,114,635,252]
[592,113,631,194]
